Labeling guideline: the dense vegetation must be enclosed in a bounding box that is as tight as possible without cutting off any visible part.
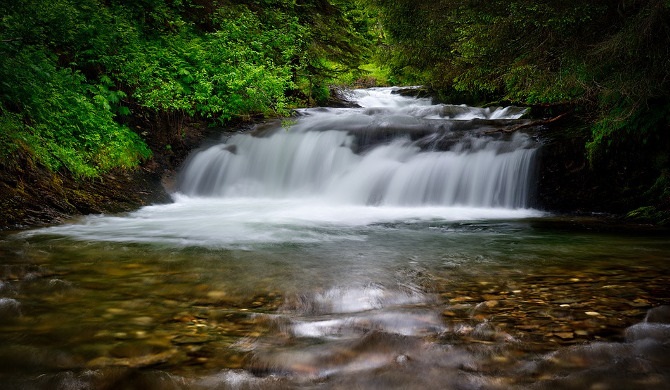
[1,0,668,224]
[0,0,374,177]
[372,0,670,222]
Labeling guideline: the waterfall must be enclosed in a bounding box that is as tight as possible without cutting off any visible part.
[179,87,538,209]
[23,88,544,247]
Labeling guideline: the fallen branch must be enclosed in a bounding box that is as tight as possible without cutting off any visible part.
[485,112,570,134]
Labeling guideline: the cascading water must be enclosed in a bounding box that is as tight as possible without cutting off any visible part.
[22,87,543,247]
[178,87,538,209]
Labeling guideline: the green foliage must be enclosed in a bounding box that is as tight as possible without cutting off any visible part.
[369,0,670,215]
[372,0,670,151]
[626,205,670,226]
[371,0,605,101]
[115,7,299,120]
[0,113,24,161]
[0,47,150,177]
[0,0,373,178]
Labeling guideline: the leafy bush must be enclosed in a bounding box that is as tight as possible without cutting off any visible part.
[115,8,300,120]
[0,0,374,178]
[0,47,150,177]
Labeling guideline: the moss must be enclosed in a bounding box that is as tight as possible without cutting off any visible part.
[626,206,670,226]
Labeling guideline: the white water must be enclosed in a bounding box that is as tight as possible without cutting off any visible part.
[25,87,544,247]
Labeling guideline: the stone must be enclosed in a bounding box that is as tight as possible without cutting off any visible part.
[131,316,154,326]
[645,306,670,323]
[450,296,476,303]
[207,291,227,300]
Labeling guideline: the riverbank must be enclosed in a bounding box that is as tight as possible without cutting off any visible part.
[0,153,169,230]
[0,85,366,231]
[1,87,667,231]
[0,116,214,231]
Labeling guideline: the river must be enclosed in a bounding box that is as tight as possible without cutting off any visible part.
[1,88,669,389]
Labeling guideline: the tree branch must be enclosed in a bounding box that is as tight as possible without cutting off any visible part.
[485,112,570,134]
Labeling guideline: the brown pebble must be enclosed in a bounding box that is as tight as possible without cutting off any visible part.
[451,296,475,303]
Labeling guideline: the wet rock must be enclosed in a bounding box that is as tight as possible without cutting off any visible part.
[0,297,21,320]
[625,323,670,342]
[395,354,409,365]
[645,306,670,324]
[450,296,476,303]
[206,290,227,300]
[131,316,155,326]
[484,300,499,308]
[517,324,541,331]
[173,335,212,345]
[88,348,178,368]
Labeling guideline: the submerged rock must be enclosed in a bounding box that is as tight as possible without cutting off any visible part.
[645,305,670,323]
[0,298,21,320]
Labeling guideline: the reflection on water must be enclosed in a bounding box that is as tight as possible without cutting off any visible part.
[1,219,670,389]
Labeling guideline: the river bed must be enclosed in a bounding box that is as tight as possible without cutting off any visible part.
[1,216,669,389]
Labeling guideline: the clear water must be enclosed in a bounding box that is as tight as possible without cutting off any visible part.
[1,88,669,389]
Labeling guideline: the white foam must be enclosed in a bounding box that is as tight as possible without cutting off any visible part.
[22,196,543,247]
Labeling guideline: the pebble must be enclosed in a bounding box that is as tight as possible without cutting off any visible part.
[87,348,177,368]
[396,355,409,364]
[207,291,227,300]
[131,316,154,326]
[450,296,475,303]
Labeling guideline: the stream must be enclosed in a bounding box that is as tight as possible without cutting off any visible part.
[1,87,669,389]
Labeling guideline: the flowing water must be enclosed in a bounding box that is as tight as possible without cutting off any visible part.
[1,88,670,389]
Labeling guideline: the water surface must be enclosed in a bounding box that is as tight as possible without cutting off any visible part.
[1,88,669,389]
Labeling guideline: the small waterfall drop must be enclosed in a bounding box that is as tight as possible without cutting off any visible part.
[24,87,543,247]
[179,87,539,209]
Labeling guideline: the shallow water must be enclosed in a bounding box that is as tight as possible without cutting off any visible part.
[1,88,669,389]
[2,218,670,389]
